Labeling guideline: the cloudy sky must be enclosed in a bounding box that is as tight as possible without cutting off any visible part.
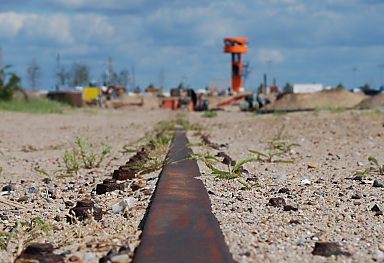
[0,0,383,91]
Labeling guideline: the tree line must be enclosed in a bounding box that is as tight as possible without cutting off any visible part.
[26,58,131,90]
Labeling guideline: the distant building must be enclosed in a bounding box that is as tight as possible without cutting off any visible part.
[293,83,323,93]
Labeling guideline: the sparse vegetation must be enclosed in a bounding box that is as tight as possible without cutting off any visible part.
[60,137,111,176]
[248,149,294,163]
[354,156,384,178]
[266,125,300,153]
[76,137,111,169]
[0,98,65,114]
[245,125,299,163]
[189,153,257,179]
[0,217,53,254]
[203,110,217,118]
[315,104,346,113]
[63,148,80,175]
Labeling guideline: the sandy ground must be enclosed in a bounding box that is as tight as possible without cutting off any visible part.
[0,107,384,262]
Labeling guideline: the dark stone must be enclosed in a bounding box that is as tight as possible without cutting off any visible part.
[42,178,52,184]
[284,205,298,211]
[289,219,301,224]
[312,242,351,257]
[351,192,362,199]
[371,204,384,212]
[373,180,383,187]
[268,197,286,208]
[278,187,290,194]
[2,184,15,192]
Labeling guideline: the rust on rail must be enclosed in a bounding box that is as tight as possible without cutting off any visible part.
[133,131,234,263]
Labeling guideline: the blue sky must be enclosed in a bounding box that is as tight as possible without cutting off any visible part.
[0,0,383,91]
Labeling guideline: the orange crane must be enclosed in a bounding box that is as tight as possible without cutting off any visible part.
[224,37,249,93]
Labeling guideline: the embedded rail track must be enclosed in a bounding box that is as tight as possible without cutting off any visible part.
[15,130,234,262]
[133,131,234,263]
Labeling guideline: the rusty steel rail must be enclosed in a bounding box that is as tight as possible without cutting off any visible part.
[133,131,234,263]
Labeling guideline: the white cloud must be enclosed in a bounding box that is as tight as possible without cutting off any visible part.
[257,49,285,63]
[0,12,115,45]
[0,12,27,38]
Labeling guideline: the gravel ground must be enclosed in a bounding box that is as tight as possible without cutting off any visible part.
[189,109,384,263]
[0,109,172,262]
[1,108,383,263]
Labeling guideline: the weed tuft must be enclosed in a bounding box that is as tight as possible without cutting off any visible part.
[0,217,53,254]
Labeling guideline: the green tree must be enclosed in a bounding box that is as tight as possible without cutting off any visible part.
[335,83,345,90]
[0,66,27,101]
[361,83,371,92]
[283,83,293,93]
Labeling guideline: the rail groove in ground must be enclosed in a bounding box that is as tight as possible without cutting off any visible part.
[133,130,234,263]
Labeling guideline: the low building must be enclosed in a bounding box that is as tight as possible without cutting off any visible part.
[293,83,323,93]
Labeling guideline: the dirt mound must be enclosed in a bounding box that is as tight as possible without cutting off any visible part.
[264,89,367,110]
[355,93,384,109]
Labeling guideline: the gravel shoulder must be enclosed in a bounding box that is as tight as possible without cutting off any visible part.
[189,109,384,262]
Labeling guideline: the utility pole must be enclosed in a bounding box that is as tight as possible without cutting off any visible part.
[158,68,165,89]
[131,64,135,91]
[108,57,115,86]
[0,47,3,69]
[56,53,61,91]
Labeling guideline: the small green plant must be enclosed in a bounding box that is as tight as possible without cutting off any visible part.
[202,110,217,118]
[248,149,294,163]
[353,156,384,178]
[0,165,2,175]
[33,167,50,177]
[189,153,257,179]
[266,125,300,153]
[368,156,384,175]
[75,137,111,169]
[0,217,53,254]
[63,148,80,175]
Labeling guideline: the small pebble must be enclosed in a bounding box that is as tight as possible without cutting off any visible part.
[284,205,298,211]
[268,197,286,208]
[278,187,290,194]
[373,180,383,188]
[301,179,311,185]
[372,250,384,262]
[28,186,39,194]
[312,242,351,257]
[351,192,362,199]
